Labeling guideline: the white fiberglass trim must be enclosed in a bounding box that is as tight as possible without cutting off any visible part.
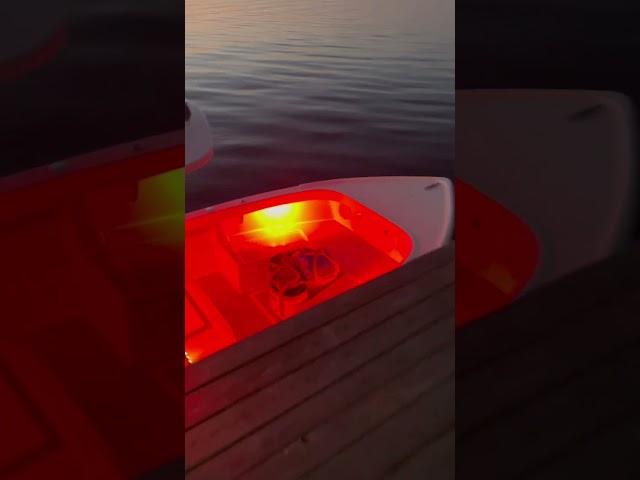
[186,101,214,172]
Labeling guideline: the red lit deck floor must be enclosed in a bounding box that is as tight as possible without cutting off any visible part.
[185,244,454,480]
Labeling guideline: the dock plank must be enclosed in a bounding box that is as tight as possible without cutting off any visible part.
[382,430,455,480]
[186,287,452,468]
[457,244,640,479]
[188,313,450,480]
[186,245,454,479]
[300,364,453,480]
[186,262,453,428]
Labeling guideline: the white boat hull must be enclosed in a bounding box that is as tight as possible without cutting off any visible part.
[185,101,454,259]
[190,176,453,261]
[186,101,214,172]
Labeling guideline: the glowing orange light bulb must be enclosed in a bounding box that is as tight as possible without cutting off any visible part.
[241,202,308,246]
[260,204,293,219]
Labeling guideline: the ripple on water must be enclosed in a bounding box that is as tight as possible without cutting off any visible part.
[186,0,454,209]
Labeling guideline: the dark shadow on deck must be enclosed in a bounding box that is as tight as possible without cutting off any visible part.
[457,243,640,479]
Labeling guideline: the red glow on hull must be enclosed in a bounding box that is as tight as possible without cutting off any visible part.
[1,144,184,477]
[456,180,540,327]
[185,149,213,174]
[185,189,413,365]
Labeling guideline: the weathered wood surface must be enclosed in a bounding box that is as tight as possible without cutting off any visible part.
[186,244,454,480]
[457,243,640,479]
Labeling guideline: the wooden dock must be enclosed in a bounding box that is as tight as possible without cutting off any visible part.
[457,243,640,479]
[185,244,454,480]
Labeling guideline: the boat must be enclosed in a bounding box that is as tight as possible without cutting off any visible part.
[455,89,637,327]
[1,123,184,478]
[1,9,184,477]
[184,101,454,365]
[455,178,539,327]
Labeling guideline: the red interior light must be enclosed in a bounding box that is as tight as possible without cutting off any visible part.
[185,190,413,364]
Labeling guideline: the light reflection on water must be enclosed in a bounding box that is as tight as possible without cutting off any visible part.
[186,0,454,210]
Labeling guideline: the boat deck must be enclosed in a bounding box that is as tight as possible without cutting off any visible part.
[185,244,454,480]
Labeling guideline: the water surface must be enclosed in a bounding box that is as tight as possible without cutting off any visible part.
[186,0,454,210]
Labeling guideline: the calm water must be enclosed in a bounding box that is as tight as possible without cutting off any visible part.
[186,0,454,210]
